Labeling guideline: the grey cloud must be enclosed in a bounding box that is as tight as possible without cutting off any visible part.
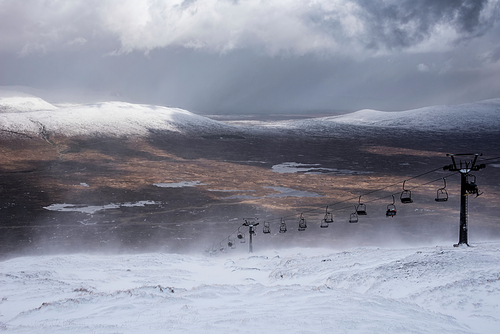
[99,0,499,55]
[352,0,496,50]
[0,0,105,55]
[1,0,500,114]
[1,0,499,56]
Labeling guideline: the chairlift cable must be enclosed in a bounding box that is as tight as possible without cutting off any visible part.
[211,222,247,253]
[315,167,449,214]
[479,159,500,166]
[209,159,486,250]
[255,166,455,224]
[348,172,460,207]
[477,156,500,162]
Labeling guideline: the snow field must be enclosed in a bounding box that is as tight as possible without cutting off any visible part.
[2,92,500,138]
[0,99,235,137]
[1,243,499,333]
[255,99,500,133]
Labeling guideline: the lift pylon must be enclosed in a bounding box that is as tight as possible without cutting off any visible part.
[243,218,259,253]
[443,154,486,247]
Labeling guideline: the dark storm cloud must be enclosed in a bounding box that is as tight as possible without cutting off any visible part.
[1,0,500,113]
[353,0,495,50]
[3,0,497,56]
[87,0,499,56]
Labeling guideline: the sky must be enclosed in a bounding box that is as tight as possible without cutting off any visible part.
[1,0,500,114]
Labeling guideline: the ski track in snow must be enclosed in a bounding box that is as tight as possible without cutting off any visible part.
[1,243,499,333]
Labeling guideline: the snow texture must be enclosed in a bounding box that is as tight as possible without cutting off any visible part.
[1,242,499,333]
[254,99,500,133]
[43,201,161,215]
[0,91,236,138]
[271,162,372,175]
[153,181,208,188]
[1,91,500,138]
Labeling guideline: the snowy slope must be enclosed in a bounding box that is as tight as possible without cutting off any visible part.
[0,96,57,113]
[2,91,499,139]
[0,89,58,113]
[0,91,239,138]
[1,242,499,333]
[255,99,500,133]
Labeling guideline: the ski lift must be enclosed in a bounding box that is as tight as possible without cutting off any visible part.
[356,196,367,215]
[279,218,287,233]
[228,237,236,249]
[298,213,307,231]
[263,221,271,234]
[324,206,334,223]
[435,178,448,202]
[320,219,329,228]
[400,180,413,204]
[237,226,246,243]
[349,206,359,223]
[386,195,397,217]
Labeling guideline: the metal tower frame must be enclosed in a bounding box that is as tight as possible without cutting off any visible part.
[243,218,259,253]
[443,153,485,247]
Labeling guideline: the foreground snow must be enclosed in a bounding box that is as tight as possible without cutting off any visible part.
[1,242,499,333]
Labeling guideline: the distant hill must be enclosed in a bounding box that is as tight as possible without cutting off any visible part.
[258,99,500,133]
[1,90,499,139]
[0,91,239,138]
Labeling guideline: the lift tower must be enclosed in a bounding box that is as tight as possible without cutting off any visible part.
[243,219,259,253]
[443,154,485,247]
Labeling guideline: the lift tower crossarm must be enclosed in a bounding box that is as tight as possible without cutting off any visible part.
[444,153,486,173]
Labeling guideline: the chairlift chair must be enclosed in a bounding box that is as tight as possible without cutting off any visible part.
[386,195,397,217]
[466,174,481,196]
[356,196,367,215]
[263,221,271,234]
[320,219,329,228]
[324,206,334,223]
[237,226,246,243]
[349,206,359,223]
[298,213,307,231]
[228,238,236,249]
[400,180,413,204]
[279,218,287,233]
[435,178,448,202]
[435,188,448,202]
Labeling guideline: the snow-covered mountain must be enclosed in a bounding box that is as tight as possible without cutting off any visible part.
[1,242,499,333]
[329,99,500,131]
[0,91,238,138]
[245,99,500,134]
[1,90,499,139]
[0,96,58,113]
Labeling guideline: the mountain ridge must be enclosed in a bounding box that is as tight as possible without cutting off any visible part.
[1,91,499,139]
